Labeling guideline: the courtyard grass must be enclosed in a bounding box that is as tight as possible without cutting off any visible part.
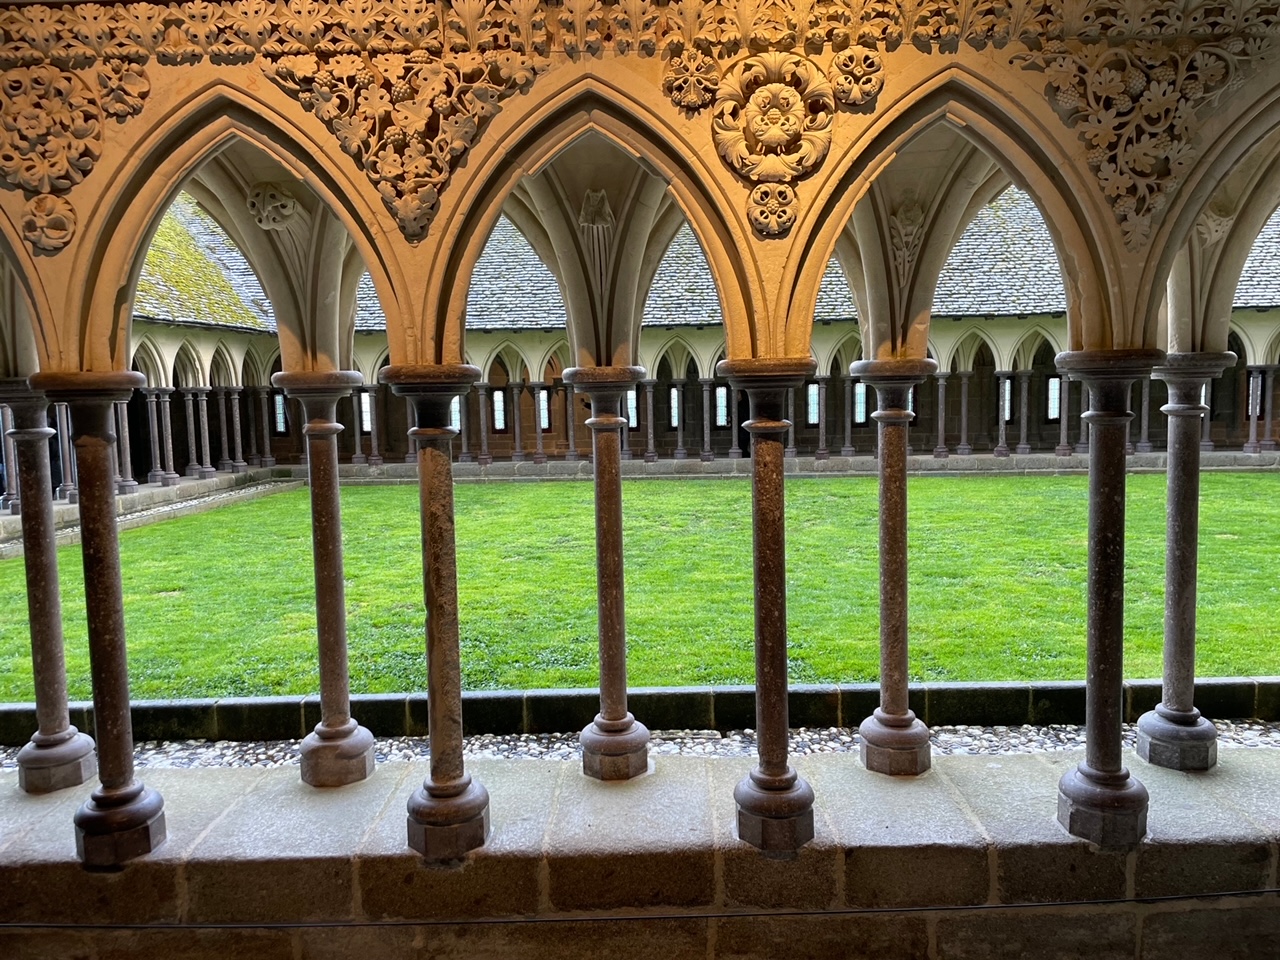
[0,473,1276,702]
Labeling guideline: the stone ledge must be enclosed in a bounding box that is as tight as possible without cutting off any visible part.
[3,679,1278,746]
[2,751,1278,937]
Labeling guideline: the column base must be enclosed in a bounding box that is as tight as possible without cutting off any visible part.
[218,459,233,472]
[621,449,634,461]
[859,709,931,776]
[512,453,526,463]
[458,452,472,463]
[1136,705,1218,771]
[700,451,714,462]
[147,469,163,484]
[1243,441,1261,454]
[815,449,829,461]
[161,472,181,487]
[248,455,262,467]
[300,721,376,787]
[1199,440,1215,452]
[478,455,493,466]
[231,460,249,473]
[74,782,167,868]
[956,443,972,455]
[993,446,1010,458]
[534,452,547,464]
[563,452,579,462]
[734,769,815,853]
[784,447,797,458]
[644,451,657,463]
[1015,443,1031,454]
[368,456,383,466]
[674,449,687,460]
[116,479,138,494]
[197,467,217,480]
[581,713,650,781]
[1055,443,1073,456]
[352,454,368,465]
[1074,442,1089,455]
[933,446,949,459]
[839,446,854,457]
[1136,441,1153,453]
[1056,763,1148,849]
[1262,440,1277,452]
[730,449,745,459]
[17,728,96,793]
[185,465,200,477]
[261,456,277,467]
[407,775,491,862]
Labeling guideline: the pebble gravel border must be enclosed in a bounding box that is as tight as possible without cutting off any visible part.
[3,720,1278,771]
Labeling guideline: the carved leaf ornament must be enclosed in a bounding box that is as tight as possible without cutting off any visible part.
[0,0,1276,250]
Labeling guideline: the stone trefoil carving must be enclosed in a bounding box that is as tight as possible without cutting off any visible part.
[247,182,300,231]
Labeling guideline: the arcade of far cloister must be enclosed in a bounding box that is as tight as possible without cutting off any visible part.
[4,0,1280,950]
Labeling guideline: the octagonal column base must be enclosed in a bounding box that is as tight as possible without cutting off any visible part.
[581,712,650,780]
[734,771,815,853]
[75,783,167,868]
[17,728,96,793]
[407,776,491,862]
[859,709,931,776]
[1136,705,1218,771]
[1056,763,1148,849]
[300,720,375,787]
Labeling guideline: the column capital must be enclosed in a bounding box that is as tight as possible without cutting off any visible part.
[933,370,949,382]
[1153,351,1237,385]
[1055,349,1165,382]
[562,365,646,388]
[0,377,43,406]
[380,363,479,432]
[717,357,816,389]
[1015,368,1032,380]
[955,369,973,380]
[272,369,363,399]
[849,357,936,386]
[29,371,144,404]
[994,369,1014,379]
[699,376,715,386]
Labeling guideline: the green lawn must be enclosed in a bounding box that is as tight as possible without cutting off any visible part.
[0,474,1276,701]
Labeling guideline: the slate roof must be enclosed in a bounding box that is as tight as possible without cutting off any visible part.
[135,193,275,332]
[933,188,1068,317]
[145,188,1280,335]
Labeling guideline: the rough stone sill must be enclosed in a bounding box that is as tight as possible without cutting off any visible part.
[3,750,1279,933]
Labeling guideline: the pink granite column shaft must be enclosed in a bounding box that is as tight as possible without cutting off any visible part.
[55,402,77,501]
[0,382,96,794]
[31,371,166,866]
[564,366,650,780]
[475,383,492,466]
[956,372,972,455]
[816,376,830,460]
[719,358,816,852]
[1137,353,1235,771]
[1056,377,1073,456]
[853,359,934,776]
[993,372,1011,457]
[229,387,248,471]
[933,374,949,459]
[643,380,657,462]
[272,370,375,787]
[143,390,163,483]
[258,389,277,467]
[382,364,490,860]
[115,401,138,493]
[1054,350,1158,848]
[1016,370,1032,454]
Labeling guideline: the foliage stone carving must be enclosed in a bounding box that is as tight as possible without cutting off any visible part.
[21,192,76,251]
[747,182,796,236]
[713,51,834,182]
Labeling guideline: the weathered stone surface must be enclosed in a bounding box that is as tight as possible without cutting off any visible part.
[936,908,1136,959]
[1139,899,1280,958]
[715,913,929,960]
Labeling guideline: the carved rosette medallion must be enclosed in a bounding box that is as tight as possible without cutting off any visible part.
[829,46,883,106]
[662,50,720,109]
[747,182,796,235]
[21,192,76,251]
[713,52,833,236]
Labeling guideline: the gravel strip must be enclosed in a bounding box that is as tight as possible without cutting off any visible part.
[3,720,1278,770]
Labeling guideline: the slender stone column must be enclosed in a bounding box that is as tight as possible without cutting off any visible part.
[841,375,855,457]
[509,381,525,462]
[718,358,815,851]
[272,370,376,787]
[1,405,17,511]
[192,388,215,478]
[258,389,277,468]
[30,371,166,866]
[1261,365,1277,452]
[380,364,490,860]
[228,387,248,472]
[621,394,633,461]
[182,389,199,476]
[1137,352,1235,771]
[1136,377,1153,453]
[457,391,472,463]
[114,401,138,494]
[476,384,493,465]
[1055,349,1159,848]
[643,380,657,462]
[155,389,180,486]
[564,385,580,461]
[143,390,163,484]
[55,403,76,501]
[851,359,934,776]
[784,389,798,458]
[933,374,949,458]
[1243,367,1262,453]
[1199,382,1214,451]
[351,388,368,464]
[993,372,1011,457]
[1015,370,1032,454]
[0,383,97,793]
[700,378,715,462]
[533,385,547,464]
[244,387,260,467]
[1056,377,1074,456]
[212,387,232,472]
[367,385,384,466]
[404,398,418,463]
[815,376,830,460]
[956,372,973,455]
[729,387,743,459]
[562,366,651,779]
[1076,392,1092,454]
[673,380,687,459]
